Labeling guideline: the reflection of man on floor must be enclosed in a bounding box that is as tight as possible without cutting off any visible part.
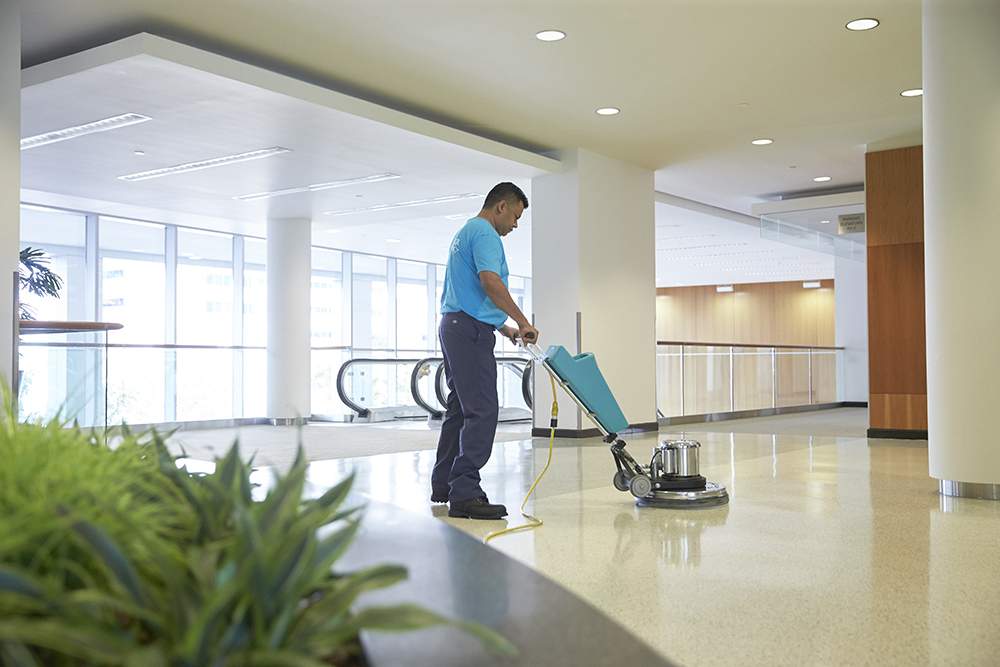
[431,182,539,520]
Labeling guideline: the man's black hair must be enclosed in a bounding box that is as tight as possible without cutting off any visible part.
[483,182,528,210]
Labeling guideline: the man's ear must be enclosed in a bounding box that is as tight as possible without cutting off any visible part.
[495,199,507,214]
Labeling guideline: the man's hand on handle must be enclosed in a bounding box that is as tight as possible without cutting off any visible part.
[500,323,539,347]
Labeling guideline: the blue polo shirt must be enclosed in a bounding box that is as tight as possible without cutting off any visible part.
[440,217,509,328]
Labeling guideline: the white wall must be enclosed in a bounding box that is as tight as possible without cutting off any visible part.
[834,253,869,403]
[0,0,19,388]
[532,148,656,432]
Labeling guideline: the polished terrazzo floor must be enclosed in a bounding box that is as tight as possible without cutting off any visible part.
[280,409,1000,667]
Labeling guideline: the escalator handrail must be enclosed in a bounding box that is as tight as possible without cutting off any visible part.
[336,357,430,418]
[410,357,444,419]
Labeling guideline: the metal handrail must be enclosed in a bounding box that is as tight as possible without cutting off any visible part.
[425,355,533,415]
[336,357,429,419]
[658,340,844,350]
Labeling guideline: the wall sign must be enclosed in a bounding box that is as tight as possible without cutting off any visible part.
[838,213,866,235]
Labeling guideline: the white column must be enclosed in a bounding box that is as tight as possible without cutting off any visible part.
[834,253,869,403]
[266,218,312,422]
[0,0,19,387]
[923,0,1000,495]
[531,148,656,435]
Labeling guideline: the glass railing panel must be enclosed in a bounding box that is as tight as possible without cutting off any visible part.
[175,348,233,421]
[811,348,838,404]
[656,344,683,417]
[312,348,349,418]
[498,359,530,415]
[242,349,266,418]
[776,347,811,407]
[18,333,105,427]
[683,345,731,415]
[733,346,775,412]
[107,346,166,425]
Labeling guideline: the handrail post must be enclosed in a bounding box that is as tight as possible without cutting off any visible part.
[808,347,813,405]
[680,343,686,416]
[771,346,777,408]
[729,345,735,412]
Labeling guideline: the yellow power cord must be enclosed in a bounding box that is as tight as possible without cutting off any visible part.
[484,372,558,544]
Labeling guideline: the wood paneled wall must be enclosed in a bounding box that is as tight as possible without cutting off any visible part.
[656,279,835,347]
[866,145,927,432]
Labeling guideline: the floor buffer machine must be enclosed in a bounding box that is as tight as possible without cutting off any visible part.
[524,342,729,510]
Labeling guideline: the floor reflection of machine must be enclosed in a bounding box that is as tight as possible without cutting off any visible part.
[613,503,729,568]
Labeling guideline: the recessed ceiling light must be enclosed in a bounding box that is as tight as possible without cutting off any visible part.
[717,285,734,293]
[233,173,399,201]
[134,150,146,156]
[596,107,620,116]
[119,147,291,181]
[20,113,152,150]
[813,176,832,182]
[386,238,401,243]
[803,281,822,289]
[846,18,879,31]
[751,139,773,145]
[325,193,480,216]
[901,88,923,97]
[820,220,831,224]
[535,30,566,42]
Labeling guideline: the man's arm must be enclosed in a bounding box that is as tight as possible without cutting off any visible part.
[480,270,539,343]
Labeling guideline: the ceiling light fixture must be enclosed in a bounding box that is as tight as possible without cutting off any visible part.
[803,281,822,288]
[535,30,566,41]
[820,220,831,224]
[846,18,879,31]
[134,150,146,156]
[717,285,734,293]
[901,88,923,97]
[119,147,291,181]
[386,238,401,243]
[751,139,773,145]
[596,107,620,116]
[325,193,481,216]
[813,176,832,182]
[20,113,152,150]
[234,173,399,201]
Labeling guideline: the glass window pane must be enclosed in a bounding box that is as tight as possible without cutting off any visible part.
[19,205,87,321]
[244,238,267,347]
[177,228,233,345]
[312,247,344,346]
[100,217,165,344]
[352,254,388,353]
[397,259,429,352]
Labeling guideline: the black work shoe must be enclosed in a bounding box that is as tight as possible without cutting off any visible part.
[448,497,508,520]
[430,492,449,504]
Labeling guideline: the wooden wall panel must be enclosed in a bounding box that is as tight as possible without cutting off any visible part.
[816,280,836,347]
[870,393,928,430]
[734,282,775,344]
[867,243,926,395]
[774,281,817,346]
[656,279,835,347]
[866,146,924,247]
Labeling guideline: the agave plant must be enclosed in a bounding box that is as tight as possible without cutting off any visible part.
[0,398,516,665]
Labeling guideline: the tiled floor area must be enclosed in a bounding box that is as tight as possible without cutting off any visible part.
[271,408,1000,666]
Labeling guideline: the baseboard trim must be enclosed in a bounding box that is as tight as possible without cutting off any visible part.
[657,402,861,427]
[868,428,928,440]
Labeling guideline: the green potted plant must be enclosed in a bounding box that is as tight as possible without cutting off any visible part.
[18,246,63,321]
[0,400,516,665]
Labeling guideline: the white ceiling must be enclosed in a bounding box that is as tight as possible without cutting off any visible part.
[18,1,922,286]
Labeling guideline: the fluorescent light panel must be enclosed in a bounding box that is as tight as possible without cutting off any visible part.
[21,113,152,150]
[119,147,291,182]
[325,193,480,216]
[717,285,734,293]
[234,173,399,201]
[803,281,822,288]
